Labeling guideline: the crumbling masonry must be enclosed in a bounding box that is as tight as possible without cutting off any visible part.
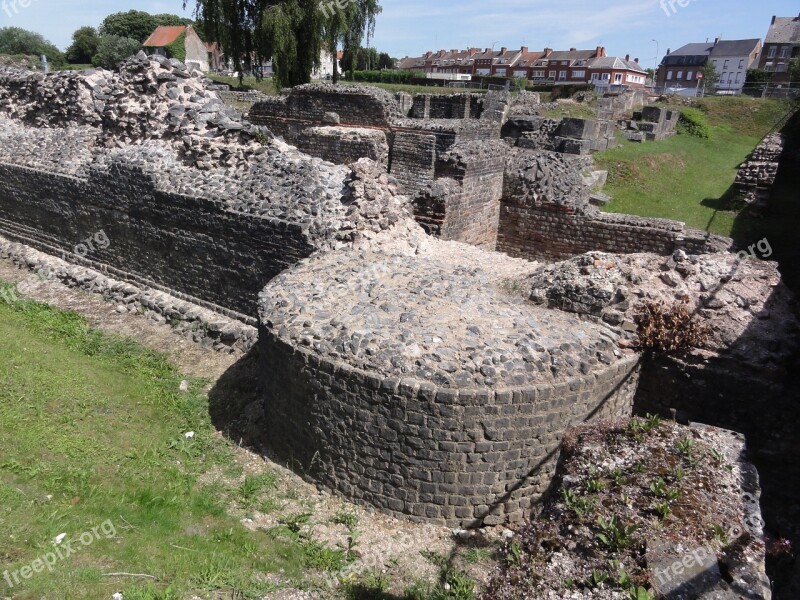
[0,56,795,530]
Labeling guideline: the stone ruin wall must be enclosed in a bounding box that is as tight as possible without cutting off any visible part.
[0,162,315,320]
[248,85,709,262]
[0,56,408,320]
[259,332,640,526]
[0,60,794,531]
[733,132,785,207]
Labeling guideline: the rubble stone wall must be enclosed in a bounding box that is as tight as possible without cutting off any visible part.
[497,203,725,261]
[250,84,403,127]
[410,93,484,119]
[296,126,390,166]
[734,133,785,205]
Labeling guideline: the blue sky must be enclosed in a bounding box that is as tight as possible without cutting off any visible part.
[1,0,798,69]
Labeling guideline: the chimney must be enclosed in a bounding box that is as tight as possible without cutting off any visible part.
[424,51,432,59]
[666,48,671,55]
[570,47,577,52]
[634,58,639,63]
[625,54,630,61]
[597,46,606,57]
[543,47,553,56]
[501,46,507,54]
[771,15,776,24]
[521,46,528,54]
[485,47,491,54]
[714,37,720,45]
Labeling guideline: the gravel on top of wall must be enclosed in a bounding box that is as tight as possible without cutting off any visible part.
[258,229,632,390]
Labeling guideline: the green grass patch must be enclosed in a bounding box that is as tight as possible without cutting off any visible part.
[207,74,278,96]
[0,288,334,598]
[595,97,793,237]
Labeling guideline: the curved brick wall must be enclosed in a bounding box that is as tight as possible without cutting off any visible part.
[258,236,641,526]
[259,330,640,527]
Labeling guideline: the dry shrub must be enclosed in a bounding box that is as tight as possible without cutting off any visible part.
[635,299,710,355]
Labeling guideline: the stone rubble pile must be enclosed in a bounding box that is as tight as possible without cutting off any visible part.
[503,149,593,209]
[0,54,411,251]
[0,52,272,170]
[507,91,542,117]
[527,250,798,368]
[259,231,629,388]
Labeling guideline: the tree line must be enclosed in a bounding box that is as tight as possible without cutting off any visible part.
[1,3,391,87]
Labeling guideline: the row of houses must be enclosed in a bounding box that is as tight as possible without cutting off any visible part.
[397,46,648,88]
[655,13,799,95]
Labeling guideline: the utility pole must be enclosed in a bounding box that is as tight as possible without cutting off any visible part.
[652,39,659,91]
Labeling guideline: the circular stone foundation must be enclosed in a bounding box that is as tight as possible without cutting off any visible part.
[258,239,640,526]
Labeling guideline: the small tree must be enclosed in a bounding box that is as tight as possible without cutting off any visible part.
[377,52,394,70]
[66,26,100,64]
[699,62,719,94]
[92,35,141,70]
[790,58,800,84]
[0,27,65,67]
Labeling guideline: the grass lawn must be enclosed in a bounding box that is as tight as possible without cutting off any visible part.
[595,97,794,237]
[207,74,279,96]
[0,285,354,599]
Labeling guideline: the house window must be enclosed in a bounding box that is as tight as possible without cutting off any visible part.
[572,70,585,78]
[735,72,742,83]
[686,71,693,80]
[559,70,567,79]
[496,68,507,76]
[614,73,622,83]
[677,70,683,79]
[532,70,545,78]
[513,70,527,77]
[738,59,745,69]
[666,70,673,80]
[723,60,729,69]
[721,72,727,82]
[780,46,790,58]
[549,70,556,79]
[765,62,774,71]
[768,46,777,58]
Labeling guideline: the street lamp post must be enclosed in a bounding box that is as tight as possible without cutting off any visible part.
[652,39,659,91]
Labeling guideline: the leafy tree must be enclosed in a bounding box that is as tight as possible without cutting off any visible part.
[790,58,800,84]
[699,62,719,93]
[745,68,772,84]
[99,11,196,44]
[91,35,141,70]
[186,0,381,88]
[66,26,100,64]
[0,27,65,67]
[377,52,394,70]
[99,10,158,43]
[341,46,378,73]
[322,0,381,83]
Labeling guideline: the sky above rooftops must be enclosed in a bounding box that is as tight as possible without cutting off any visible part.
[1,0,797,72]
